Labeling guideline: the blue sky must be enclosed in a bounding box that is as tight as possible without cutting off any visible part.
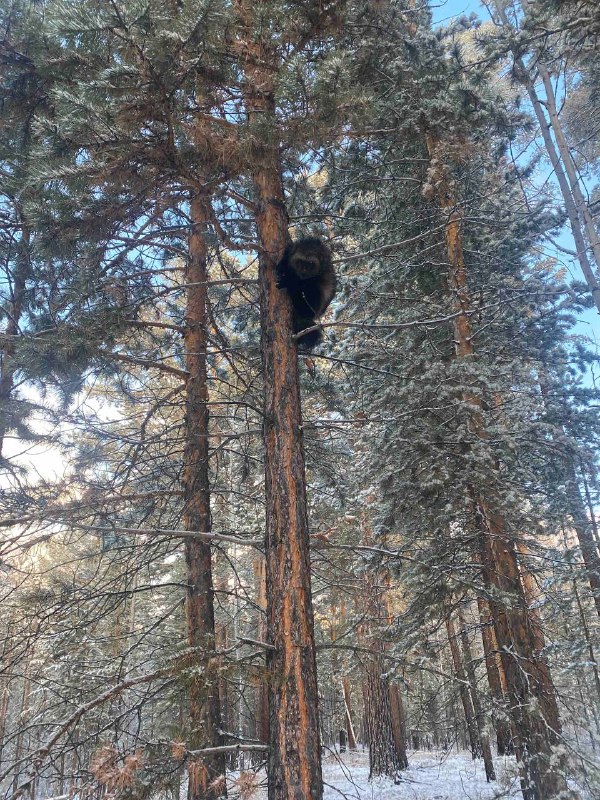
[429,0,600,364]
[431,0,487,25]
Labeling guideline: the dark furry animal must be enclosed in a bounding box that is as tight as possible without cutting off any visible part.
[276,237,336,348]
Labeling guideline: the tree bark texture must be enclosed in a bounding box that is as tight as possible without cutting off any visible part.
[426,132,573,800]
[388,684,409,769]
[364,648,402,781]
[360,574,404,780]
[183,194,226,800]
[235,5,323,799]
[256,151,323,800]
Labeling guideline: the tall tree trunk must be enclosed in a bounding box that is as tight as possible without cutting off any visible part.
[425,132,573,800]
[359,561,407,779]
[476,597,513,756]
[183,194,225,800]
[0,619,15,770]
[445,614,481,760]
[235,6,323,799]
[456,609,495,781]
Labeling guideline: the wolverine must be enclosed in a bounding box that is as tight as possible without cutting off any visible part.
[276,237,336,348]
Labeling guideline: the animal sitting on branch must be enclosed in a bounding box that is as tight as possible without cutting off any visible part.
[276,237,336,348]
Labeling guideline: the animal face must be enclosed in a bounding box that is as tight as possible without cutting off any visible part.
[293,256,321,279]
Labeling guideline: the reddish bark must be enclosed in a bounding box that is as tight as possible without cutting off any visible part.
[183,195,225,800]
[235,5,323,798]
[388,684,409,769]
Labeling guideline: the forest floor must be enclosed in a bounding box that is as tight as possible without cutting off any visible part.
[235,749,592,799]
[320,749,521,800]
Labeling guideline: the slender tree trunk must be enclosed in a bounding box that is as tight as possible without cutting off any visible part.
[341,678,358,750]
[215,577,230,747]
[183,194,225,800]
[445,614,481,760]
[0,619,15,770]
[360,565,406,779]
[514,545,562,740]
[337,604,357,750]
[358,574,403,782]
[0,678,10,770]
[425,131,573,800]
[252,557,269,746]
[11,658,31,794]
[456,609,495,781]
[476,597,513,756]
[235,6,323,799]
[539,65,600,270]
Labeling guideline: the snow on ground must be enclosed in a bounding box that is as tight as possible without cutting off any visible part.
[231,750,524,800]
[231,748,595,799]
[320,750,522,800]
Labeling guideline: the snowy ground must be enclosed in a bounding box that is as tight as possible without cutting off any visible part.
[320,750,522,800]
[231,750,525,800]
[230,748,596,799]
